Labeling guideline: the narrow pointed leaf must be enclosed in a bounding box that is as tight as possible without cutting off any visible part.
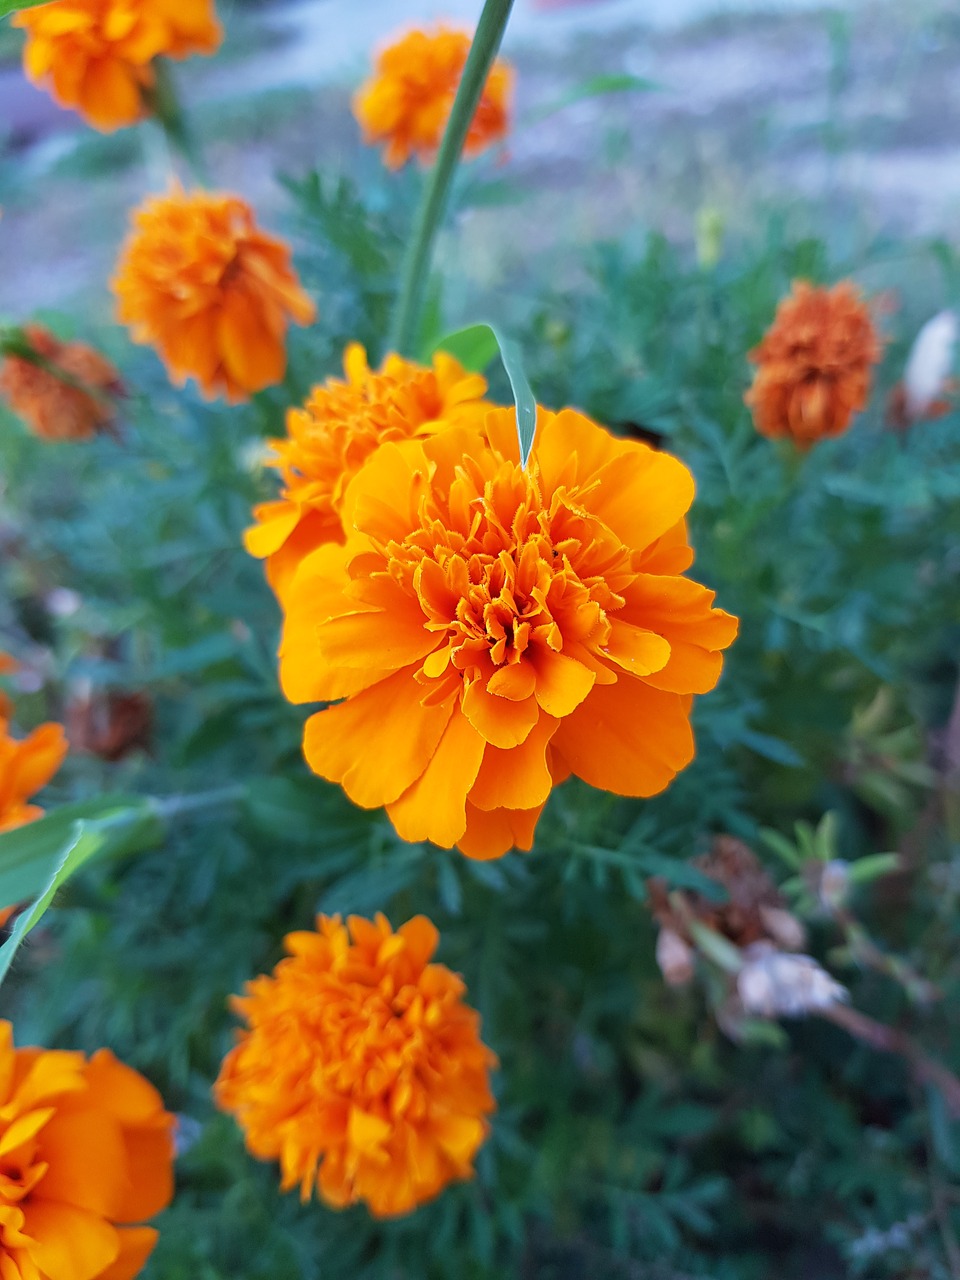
[433,323,537,466]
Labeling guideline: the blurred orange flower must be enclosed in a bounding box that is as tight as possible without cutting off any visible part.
[215,913,496,1218]
[112,187,316,402]
[245,343,489,601]
[0,1020,175,1280]
[353,26,513,169]
[0,325,123,442]
[746,280,882,448]
[14,0,222,133]
[0,717,68,833]
[279,408,738,859]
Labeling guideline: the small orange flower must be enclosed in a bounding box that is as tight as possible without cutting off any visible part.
[0,1020,175,1280]
[0,717,68,833]
[0,326,123,442]
[245,343,489,601]
[112,187,316,402]
[14,0,222,133]
[746,280,882,448]
[279,408,738,859]
[353,26,513,169]
[215,913,496,1218]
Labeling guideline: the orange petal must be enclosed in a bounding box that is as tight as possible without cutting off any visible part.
[457,801,543,860]
[387,708,485,847]
[467,712,558,812]
[461,680,538,749]
[93,1228,159,1280]
[19,1202,119,1280]
[303,667,456,808]
[552,679,695,797]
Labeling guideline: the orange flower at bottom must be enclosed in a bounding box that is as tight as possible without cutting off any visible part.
[0,1020,175,1280]
[112,188,316,402]
[0,718,67,832]
[745,280,882,448]
[0,326,123,442]
[215,914,497,1218]
[353,26,513,169]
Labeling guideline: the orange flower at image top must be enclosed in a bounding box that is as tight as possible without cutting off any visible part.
[14,0,222,133]
[0,325,123,442]
[0,1020,175,1280]
[746,280,882,448]
[215,913,496,1218]
[280,408,738,860]
[245,343,489,601]
[112,187,316,402]
[0,716,67,833]
[353,26,513,169]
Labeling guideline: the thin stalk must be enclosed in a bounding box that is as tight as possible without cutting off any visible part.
[152,785,245,822]
[389,0,515,355]
[145,58,210,187]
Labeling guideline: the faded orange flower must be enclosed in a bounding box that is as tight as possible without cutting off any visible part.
[245,343,489,601]
[0,1020,175,1280]
[0,717,68,833]
[279,407,738,859]
[215,913,496,1218]
[353,26,513,169]
[746,280,882,448]
[0,326,123,442]
[112,187,316,402]
[14,0,222,133]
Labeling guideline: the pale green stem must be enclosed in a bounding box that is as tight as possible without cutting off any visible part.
[389,0,515,356]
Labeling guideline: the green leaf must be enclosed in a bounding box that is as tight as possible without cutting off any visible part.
[528,74,660,125]
[0,0,47,15]
[431,323,537,467]
[0,797,165,987]
[430,323,500,374]
[846,852,901,885]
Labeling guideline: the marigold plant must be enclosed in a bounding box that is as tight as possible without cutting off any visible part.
[112,187,316,402]
[279,408,738,859]
[245,343,489,600]
[0,326,123,442]
[214,913,496,1218]
[353,26,513,169]
[0,717,68,833]
[0,1020,175,1280]
[745,279,882,447]
[14,0,222,133]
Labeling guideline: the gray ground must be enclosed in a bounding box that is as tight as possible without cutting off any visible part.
[0,0,957,318]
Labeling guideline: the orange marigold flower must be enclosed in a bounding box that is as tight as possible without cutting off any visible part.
[112,187,316,403]
[245,343,489,601]
[0,1020,175,1280]
[0,717,68,833]
[0,325,123,442]
[279,408,738,859]
[353,26,513,169]
[214,913,496,1218]
[14,0,222,133]
[745,280,882,448]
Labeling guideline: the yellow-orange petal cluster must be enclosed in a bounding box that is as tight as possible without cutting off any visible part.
[214,913,496,1218]
[14,0,222,133]
[245,343,489,601]
[0,326,123,442]
[0,1021,175,1280]
[0,717,67,833]
[353,26,513,169]
[112,187,316,403]
[279,407,738,859]
[745,280,882,448]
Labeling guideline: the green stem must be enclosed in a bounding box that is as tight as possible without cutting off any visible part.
[389,0,515,356]
[145,58,210,187]
[152,785,245,822]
